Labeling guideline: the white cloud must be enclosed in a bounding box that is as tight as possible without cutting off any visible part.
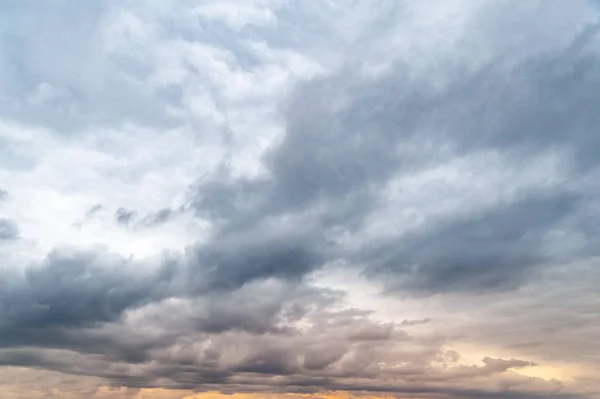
[1,1,600,398]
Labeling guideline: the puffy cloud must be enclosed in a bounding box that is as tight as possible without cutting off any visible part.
[0,0,599,399]
[0,218,19,240]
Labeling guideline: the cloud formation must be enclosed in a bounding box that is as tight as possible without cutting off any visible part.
[1,1,599,398]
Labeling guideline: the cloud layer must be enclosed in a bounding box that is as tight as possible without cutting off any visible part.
[1,1,599,398]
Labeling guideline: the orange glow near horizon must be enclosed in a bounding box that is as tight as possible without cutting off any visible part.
[182,393,399,399]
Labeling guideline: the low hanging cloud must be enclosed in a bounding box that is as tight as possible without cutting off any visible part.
[0,218,19,240]
[0,1,599,399]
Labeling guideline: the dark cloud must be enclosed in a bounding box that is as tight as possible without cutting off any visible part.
[141,208,173,227]
[85,204,103,218]
[0,218,18,240]
[0,284,567,399]
[0,1,599,398]
[189,30,600,295]
[425,27,600,172]
[92,206,176,230]
[400,318,431,326]
[481,357,536,372]
[365,188,582,293]
[188,231,325,292]
[0,248,176,336]
[115,207,137,226]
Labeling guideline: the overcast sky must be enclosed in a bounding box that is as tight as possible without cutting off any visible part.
[1,1,600,399]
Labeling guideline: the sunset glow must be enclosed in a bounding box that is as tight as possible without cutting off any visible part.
[1,1,599,398]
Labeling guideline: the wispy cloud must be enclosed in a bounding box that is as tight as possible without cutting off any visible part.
[0,1,599,398]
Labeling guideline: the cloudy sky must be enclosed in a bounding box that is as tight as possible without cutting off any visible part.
[1,1,600,398]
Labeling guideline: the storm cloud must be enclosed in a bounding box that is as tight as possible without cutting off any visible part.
[0,1,599,399]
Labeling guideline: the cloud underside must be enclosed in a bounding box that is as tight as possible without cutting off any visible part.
[1,1,600,398]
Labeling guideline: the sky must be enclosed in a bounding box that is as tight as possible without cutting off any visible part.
[0,0,599,398]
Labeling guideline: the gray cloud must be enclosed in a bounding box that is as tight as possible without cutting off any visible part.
[187,230,326,292]
[0,218,18,240]
[85,204,103,218]
[115,207,137,226]
[0,0,182,132]
[0,1,599,398]
[0,249,176,336]
[141,208,173,227]
[189,29,600,294]
[0,283,568,399]
[366,188,583,293]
